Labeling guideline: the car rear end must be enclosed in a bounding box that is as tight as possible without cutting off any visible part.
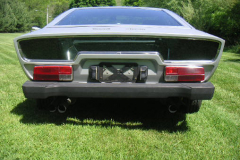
[14,7,225,113]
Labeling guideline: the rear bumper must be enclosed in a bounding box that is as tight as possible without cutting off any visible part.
[22,81,215,100]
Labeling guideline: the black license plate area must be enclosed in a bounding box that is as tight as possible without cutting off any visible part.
[99,63,139,83]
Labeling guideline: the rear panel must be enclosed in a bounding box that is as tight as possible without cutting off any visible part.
[15,36,223,83]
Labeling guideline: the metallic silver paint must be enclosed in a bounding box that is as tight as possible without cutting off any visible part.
[14,7,225,83]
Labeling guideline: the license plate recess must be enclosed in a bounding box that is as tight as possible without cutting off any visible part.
[99,62,139,83]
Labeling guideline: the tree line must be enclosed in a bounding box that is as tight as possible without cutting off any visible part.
[0,0,239,45]
[142,0,240,45]
[0,0,70,32]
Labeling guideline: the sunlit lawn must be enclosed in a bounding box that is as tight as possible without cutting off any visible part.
[0,33,239,159]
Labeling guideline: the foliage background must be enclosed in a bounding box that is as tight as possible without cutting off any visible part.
[0,0,31,32]
[69,0,116,8]
[143,0,240,45]
[123,0,143,6]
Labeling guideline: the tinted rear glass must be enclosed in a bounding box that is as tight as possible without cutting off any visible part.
[57,8,182,26]
[19,37,219,61]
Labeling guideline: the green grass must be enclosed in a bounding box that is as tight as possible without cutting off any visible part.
[0,33,239,159]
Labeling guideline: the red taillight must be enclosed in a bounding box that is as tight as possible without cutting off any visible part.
[33,66,73,81]
[165,66,205,82]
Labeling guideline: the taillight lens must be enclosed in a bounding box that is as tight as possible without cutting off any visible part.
[165,66,205,82]
[33,66,73,81]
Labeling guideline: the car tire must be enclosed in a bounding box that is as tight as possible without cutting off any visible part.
[36,97,57,112]
[184,100,202,113]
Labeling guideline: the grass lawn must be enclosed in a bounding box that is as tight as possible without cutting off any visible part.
[0,33,239,159]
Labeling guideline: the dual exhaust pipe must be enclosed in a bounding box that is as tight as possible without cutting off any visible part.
[168,105,178,114]
[49,98,75,113]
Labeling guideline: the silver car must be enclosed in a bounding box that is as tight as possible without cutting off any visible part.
[14,7,225,113]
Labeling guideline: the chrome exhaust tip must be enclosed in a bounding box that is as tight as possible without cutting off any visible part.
[168,105,178,114]
[58,104,67,113]
[57,98,71,113]
[49,104,57,113]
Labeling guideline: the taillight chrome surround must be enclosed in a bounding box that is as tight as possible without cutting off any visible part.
[165,66,205,82]
[33,66,73,81]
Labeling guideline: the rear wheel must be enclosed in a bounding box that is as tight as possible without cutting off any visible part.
[182,99,202,114]
[36,97,57,112]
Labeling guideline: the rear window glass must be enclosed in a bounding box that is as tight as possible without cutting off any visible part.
[19,37,219,61]
[57,8,182,26]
